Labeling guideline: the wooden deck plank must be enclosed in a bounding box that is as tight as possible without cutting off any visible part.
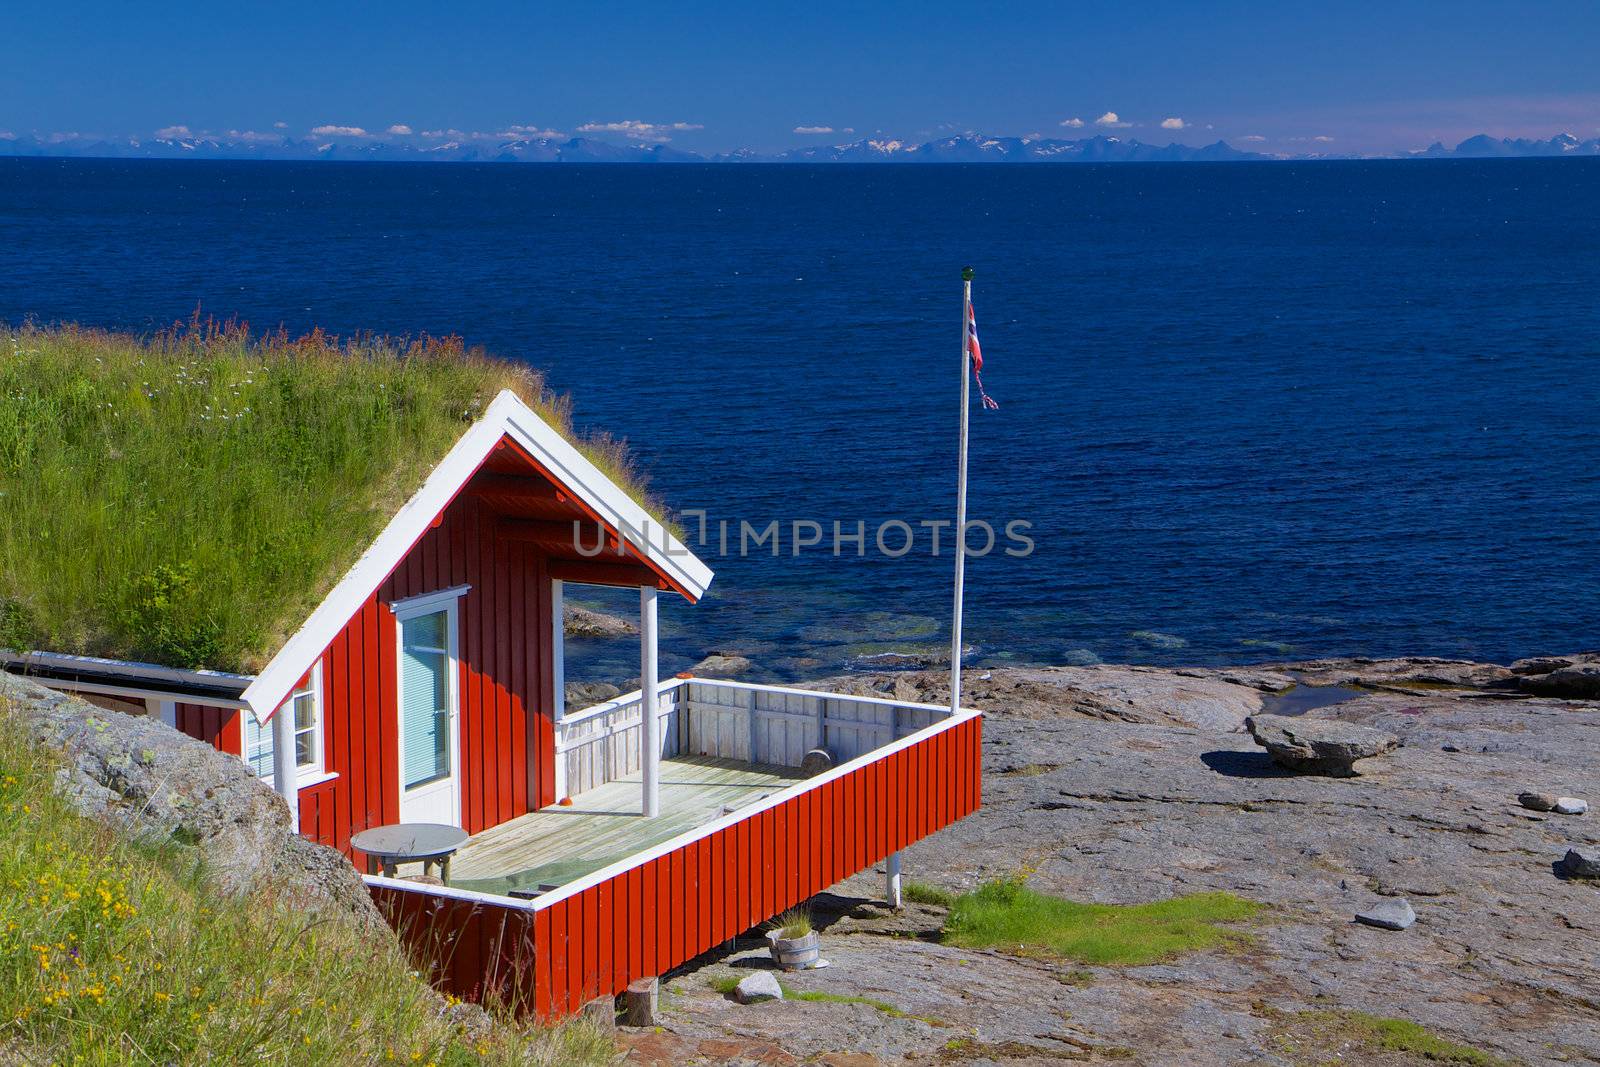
[449,755,801,896]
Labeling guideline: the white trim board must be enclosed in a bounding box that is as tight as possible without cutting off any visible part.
[241,390,714,723]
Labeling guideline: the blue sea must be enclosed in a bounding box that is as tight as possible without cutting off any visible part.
[3,157,1597,682]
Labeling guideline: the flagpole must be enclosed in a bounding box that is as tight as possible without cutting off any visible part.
[951,266,974,716]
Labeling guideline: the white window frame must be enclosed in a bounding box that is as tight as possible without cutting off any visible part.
[391,585,467,819]
[242,663,334,789]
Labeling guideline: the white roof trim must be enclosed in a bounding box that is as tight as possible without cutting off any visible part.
[240,390,712,723]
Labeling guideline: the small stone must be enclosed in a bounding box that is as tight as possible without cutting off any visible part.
[1355,898,1417,930]
[1559,847,1600,879]
[1246,714,1399,777]
[734,971,784,1004]
[1553,797,1589,815]
[579,994,617,1032]
[1519,792,1558,812]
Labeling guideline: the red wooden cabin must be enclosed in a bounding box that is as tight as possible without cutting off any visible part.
[6,390,982,1017]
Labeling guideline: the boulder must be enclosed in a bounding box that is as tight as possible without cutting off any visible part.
[1509,656,1575,676]
[1355,898,1417,930]
[1553,797,1589,815]
[1245,714,1399,777]
[1520,663,1600,699]
[1559,847,1600,879]
[687,653,753,678]
[1,674,386,936]
[734,971,784,1004]
[563,604,637,638]
[564,681,622,709]
[1519,792,1558,812]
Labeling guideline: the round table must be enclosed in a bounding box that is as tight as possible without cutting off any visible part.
[350,823,469,882]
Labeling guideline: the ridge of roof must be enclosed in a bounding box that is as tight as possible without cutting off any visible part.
[242,390,712,722]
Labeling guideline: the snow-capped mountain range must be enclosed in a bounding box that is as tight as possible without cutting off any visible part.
[1,131,1596,164]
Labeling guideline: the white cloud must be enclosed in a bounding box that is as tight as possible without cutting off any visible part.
[1059,117,1085,128]
[310,124,368,137]
[1313,135,1334,143]
[794,125,834,134]
[1241,134,1267,142]
[387,124,414,136]
[1160,117,1186,130]
[842,127,855,134]
[0,131,15,141]
[499,124,563,139]
[1095,111,1131,128]
[155,125,193,139]
[225,129,283,143]
[273,121,288,129]
[576,119,704,142]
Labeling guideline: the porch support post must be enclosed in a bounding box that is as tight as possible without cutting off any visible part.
[640,585,660,818]
[270,707,300,833]
[886,851,903,909]
[551,579,566,722]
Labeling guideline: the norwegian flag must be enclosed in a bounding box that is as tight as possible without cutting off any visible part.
[967,301,999,410]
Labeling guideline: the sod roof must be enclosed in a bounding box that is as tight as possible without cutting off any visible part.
[0,322,667,674]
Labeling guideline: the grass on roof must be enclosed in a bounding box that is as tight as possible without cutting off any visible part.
[0,319,664,672]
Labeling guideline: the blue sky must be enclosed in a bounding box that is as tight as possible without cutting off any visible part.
[5,1,1598,153]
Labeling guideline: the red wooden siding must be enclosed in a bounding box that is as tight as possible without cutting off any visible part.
[369,713,983,1019]
[174,703,241,754]
[174,491,559,857]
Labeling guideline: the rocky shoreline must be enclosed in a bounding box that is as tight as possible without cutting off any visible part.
[623,653,1600,1066]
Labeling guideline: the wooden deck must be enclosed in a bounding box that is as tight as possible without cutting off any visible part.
[447,755,803,897]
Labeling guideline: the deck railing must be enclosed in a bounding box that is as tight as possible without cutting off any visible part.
[368,682,982,1019]
[553,676,950,798]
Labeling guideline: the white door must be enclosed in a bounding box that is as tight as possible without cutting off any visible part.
[396,601,462,825]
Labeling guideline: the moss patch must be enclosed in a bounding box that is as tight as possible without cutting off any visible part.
[902,881,959,908]
[1268,1008,1510,1065]
[943,876,1262,965]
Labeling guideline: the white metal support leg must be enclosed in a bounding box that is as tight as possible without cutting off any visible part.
[640,585,660,818]
[886,851,903,909]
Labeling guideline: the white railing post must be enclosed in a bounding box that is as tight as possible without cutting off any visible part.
[270,707,300,833]
[640,586,660,818]
[886,851,903,908]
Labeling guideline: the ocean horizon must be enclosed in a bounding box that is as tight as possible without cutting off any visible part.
[3,156,1597,683]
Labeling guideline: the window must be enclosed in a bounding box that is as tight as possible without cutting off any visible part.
[242,665,322,788]
[400,609,453,789]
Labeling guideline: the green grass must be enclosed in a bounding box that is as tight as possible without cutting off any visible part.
[771,907,812,939]
[1343,1012,1507,1065]
[0,321,664,671]
[0,695,613,1065]
[902,881,958,908]
[942,876,1262,965]
[707,975,941,1025]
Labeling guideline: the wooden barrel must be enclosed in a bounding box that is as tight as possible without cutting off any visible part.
[765,929,821,970]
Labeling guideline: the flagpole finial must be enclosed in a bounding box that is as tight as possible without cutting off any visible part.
[961,266,974,281]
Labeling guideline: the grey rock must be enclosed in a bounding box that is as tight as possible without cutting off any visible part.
[1,674,386,936]
[1246,713,1399,776]
[1521,663,1600,699]
[1129,629,1188,650]
[564,680,622,710]
[655,685,1600,1067]
[1059,648,1103,667]
[1519,791,1558,811]
[687,652,752,678]
[804,663,1264,732]
[563,604,637,638]
[1553,797,1589,815]
[1355,898,1417,930]
[1275,656,1514,690]
[733,971,784,1004]
[1510,655,1575,676]
[1561,848,1600,879]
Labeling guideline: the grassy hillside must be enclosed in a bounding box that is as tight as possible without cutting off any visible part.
[0,694,613,1064]
[0,320,660,672]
